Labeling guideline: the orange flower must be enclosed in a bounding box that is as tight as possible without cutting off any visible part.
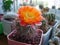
[18,6,44,25]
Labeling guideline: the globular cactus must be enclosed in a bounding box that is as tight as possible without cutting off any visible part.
[46,13,56,25]
[42,7,49,14]
[14,20,42,45]
[39,4,44,9]
[52,6,56,9]
[42,20,47,27]
[40,20,48,33]
[16,21,35,37]
[42,13,48,19]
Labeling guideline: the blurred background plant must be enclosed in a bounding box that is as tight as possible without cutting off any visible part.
[52,6,56,9]
[2,0,13,12]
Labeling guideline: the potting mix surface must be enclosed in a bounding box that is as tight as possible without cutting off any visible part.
[0,34,8,45]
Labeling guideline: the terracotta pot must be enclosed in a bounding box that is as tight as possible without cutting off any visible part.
[7,30,43,45]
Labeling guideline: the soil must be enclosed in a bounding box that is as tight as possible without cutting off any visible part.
[40,25,50,34]
[9,30,42,45]
[48,21,57,26]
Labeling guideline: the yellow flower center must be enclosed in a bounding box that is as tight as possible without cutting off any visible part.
[25,12,35,19]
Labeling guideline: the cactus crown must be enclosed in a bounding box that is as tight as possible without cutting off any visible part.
[40,20,48,33]
[42,20,47,26]
[46,13,55,22]
[39,5,43,9]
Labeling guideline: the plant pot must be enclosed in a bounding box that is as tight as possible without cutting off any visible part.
[35,22,52,45]
[0,22,3,34]
[1,12,17,35]
[51,20,60,38]
[42,27,52,45]
[7,30,43,45]
[53,20,60,29]
[2,19,16,35]
[42,20,59,45]
[49,26,60,45]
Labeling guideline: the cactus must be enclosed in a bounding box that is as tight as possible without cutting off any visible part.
[2,0,13,12]
[42,7,49,14]
[13,20,42,44]
[42,13,48,19]
[40,20,48,33]
[11,6,43,45]
[52,6,56,9]
[39,5,44,9]
[46,13,55,25]
[16,21,35,37]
